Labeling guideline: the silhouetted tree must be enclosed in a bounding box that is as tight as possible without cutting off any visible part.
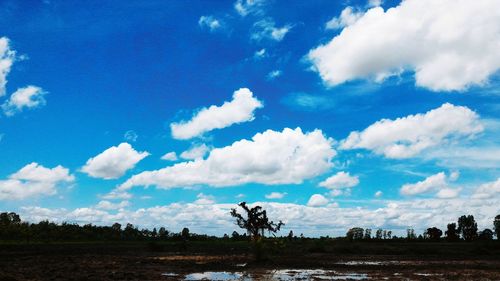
[406,228,416,240]
[478,229,493,240]
[159,227,168,239]
[346,227,364,241]
[287,230,294,241]
[364,228,371,240]
[181,227,190,239]
[445,223,460,241]
[230,202,284,239]
[494,215,500,239]
[376,229,383,239]
[424,227,442,240]
[458,215,478,241]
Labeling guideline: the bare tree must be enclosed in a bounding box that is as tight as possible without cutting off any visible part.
[230,202,284,240]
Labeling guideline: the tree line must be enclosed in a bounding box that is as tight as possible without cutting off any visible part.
[1,209,500,242]
[0,212,225,242]
[346,215,500,241]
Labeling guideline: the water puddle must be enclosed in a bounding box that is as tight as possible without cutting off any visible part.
[269,269,368,280]
[166,269,370,280]
[184,271,250,281]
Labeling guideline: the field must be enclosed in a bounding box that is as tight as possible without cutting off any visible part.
[1,240,499,280]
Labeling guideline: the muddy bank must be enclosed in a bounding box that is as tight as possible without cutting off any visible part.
[1,242,499,280]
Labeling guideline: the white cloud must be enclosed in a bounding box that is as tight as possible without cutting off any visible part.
[400,172,460,198]
[170,88,263,140]
[2,86,47,116]
[472,178,500,199]
[0,37,15,97]
[265,192,286,199]
[282,92,335,112]
[308,0,500,91]
[234,0,266,17]
[96,200,129,210]
[319,171,359,191]
[0,163,74,200]
[307,194,329,207]
[100,190,132,200]
[367,0,383,7]
[436,188,460,199]
[123,130,138,142]
[198,16,222,32]
[254,48,267,59]
[375,190,383,197]
[325,7,363,30]
[193,193,215,205]
[180,144,210,160]
[267,70,282,80]
[161,152,178,161]
[18,193,500,237]
[340,103,483,158]
[81,143,149,179]
[251,18,291,42]
[117,127,335,191]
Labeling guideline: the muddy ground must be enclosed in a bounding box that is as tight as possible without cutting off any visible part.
[1,242,499,280]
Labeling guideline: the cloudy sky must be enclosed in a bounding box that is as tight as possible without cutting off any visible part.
[0,0,499,236]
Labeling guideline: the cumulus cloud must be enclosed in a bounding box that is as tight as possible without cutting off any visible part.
[100,190,132,200]
[161,152,178,161]
[251,18,292,42]
[21,195,500,236]
[0,163,74,200]
[234,0,267,17]
[472,178,500,199]
[180,144,210,160]
[308,0,500,91]
[0,37,15,97]
[198,16,222,32]
[319,171,359,197]
[2,86,47,116]
[81,143,149,179]
[367,0,383,7]
[95,200,129,210]
[193,193,216,205]
[325,7,362,30]
[400,172,460,198]
[117,127,335,191]
[170,88,263,140]
[340,103,483,158]
[319,171,359,189]
[375,190,383,197]
[265,192,286,199]
[307,194,329,207]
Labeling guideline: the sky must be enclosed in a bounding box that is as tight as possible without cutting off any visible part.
[0,0,499,237]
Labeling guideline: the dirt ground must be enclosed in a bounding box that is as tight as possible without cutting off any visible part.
[1,243,499,280]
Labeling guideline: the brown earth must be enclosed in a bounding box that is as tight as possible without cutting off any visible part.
[1,243,499,280]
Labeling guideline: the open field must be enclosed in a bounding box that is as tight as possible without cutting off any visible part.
[1,241,499,280]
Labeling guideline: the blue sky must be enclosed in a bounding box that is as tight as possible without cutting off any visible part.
[0,0,499,236]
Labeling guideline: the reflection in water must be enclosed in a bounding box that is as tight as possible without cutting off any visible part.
[268,269,368,280]
[184,271,250,281]
[167,269,370,280]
